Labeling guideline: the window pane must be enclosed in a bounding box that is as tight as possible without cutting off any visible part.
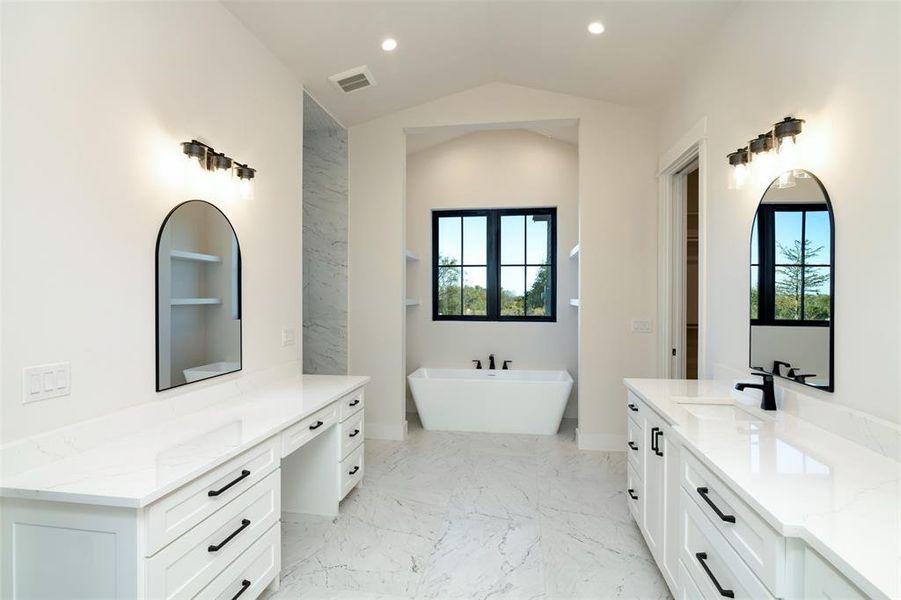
[526,266,550,316]
[804,267,831,320]
[500,266,525,316]
[526,214,550,264]
[500,215,525,264]
[774,211,802,265]
[775,266,802,320]
[750,266,759,320]
[750,213,759,265]
[462,216,487,265]
[804,211,830,265]
[437,217,461,266]
[437,266,461,315]
[462,267,487,316]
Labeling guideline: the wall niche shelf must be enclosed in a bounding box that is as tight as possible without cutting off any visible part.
[170,250,222,263]
[171,298,222,306]
[569,244,580,259]
[405,249,420,261]
[405,298,420,307]
[569,298,580,307]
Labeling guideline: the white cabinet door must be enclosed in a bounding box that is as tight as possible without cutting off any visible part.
[643,410,665,558]
[660,423,681,594]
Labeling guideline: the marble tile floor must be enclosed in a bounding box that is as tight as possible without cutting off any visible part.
[263,417,670,600]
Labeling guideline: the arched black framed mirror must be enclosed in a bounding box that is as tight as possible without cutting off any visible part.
[156,200,242,391]
[749,170,834,391]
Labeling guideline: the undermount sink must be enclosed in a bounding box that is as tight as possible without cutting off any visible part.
[672,397,763,422]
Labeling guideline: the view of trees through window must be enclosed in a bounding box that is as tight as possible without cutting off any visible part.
[434,209,555,321]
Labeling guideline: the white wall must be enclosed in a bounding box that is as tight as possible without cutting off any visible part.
[349,83,657,446]
[405,129,579,417]
[0,2,304,443]
[657,1,901,423]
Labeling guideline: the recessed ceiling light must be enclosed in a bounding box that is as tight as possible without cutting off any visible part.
[588,21,605,35]
[381,38,398,52]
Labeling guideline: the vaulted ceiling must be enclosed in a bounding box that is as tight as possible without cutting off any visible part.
[224,1,738,126]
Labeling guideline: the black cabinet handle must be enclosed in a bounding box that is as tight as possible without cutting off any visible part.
[309,420,324,431]
[349,429,360,438]
[231,579,251,600]
[627,441,638,451]
[208,519,251,552]
[628,403,638,412]
[208,470,250,497]
[695,552,735,598]
[653,430,664,457]
[349,399,360,407]
[650,427,659,453]
[627,488,638,500]
[348,465,360,475]
[696,487,736,523]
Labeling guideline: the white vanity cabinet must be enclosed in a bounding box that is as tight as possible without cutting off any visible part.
[0,378,369,600]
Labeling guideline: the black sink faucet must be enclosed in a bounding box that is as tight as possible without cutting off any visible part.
[502,360,512,370]
[735,371,777,411]
[772,361,791,376]
[472,359,482,370]
[488,354,496,370]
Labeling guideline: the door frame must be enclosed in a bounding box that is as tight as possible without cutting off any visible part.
[657,118,708,379]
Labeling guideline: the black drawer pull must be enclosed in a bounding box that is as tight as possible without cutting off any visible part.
[309,420,324,430]
[696,487,736,523]
[231,579,251,600]
[627,441,638,451]
[208,470,250,497]
[208,519,251,552]
[627,403,638,412]
[349,399,360,407]
[627,488,638,500]
[349,429,360,438]
[695,552,735,598]
[653,429,664,457]
[348,465,360,475]
[650,427,659,453]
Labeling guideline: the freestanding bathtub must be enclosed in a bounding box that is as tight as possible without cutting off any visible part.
[407,368,573,435]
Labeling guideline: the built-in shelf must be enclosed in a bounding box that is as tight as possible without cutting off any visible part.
[170,250,222,263]
[569,298,580,307]
[569,244,580,259]
[405,298,420,306]
[405,249,420,261]
[171,298,222,306]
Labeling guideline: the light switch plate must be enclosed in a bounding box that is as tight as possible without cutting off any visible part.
[631,319,652,334]
[23,362,70,404]
[281,328,296,347]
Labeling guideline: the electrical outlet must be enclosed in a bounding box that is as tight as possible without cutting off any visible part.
[281,328,296,347]
[631,319,652,334]
[23,362,70,404]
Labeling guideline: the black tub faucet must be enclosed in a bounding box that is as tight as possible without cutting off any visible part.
[488,354,496,370]
[735,371,777,411]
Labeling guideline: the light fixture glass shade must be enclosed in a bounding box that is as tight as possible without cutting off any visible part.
[775,169,796,189]
[729,163,749,190]
[238,177,254,201]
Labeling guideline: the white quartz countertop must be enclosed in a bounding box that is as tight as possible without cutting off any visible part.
[0,374,369,508]
[624,378,901,600]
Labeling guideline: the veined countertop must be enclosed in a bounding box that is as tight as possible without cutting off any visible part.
[624,378,901,600]
[0,374,369,509]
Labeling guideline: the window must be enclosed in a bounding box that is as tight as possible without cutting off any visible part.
[751,203,831,325]
[433,208,556,321]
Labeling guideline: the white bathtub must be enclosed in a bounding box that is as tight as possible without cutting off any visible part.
[407,368,573,435]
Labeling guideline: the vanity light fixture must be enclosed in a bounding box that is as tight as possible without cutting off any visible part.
[727,116,806,190]
[727,147,750,190]
[774,116,806,182]
[180,140,256,200]
[588,21,605,35]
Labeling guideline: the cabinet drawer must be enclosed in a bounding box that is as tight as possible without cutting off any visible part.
[281,402,339,458]
[339,409,364,460]
[195,522,280,600]
[678,560,704,600]
[681,450,784,596]
[681,490,774,600]
[802,546,866,599]
[626,461,643,526]
[627,416,643,473]
[146,469,281,600]
[338,387,365,422]
[144,437,279,556]
[339,444,364,500]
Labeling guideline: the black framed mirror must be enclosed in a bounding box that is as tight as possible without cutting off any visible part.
[749,170,834,391]
[156,200,241,391]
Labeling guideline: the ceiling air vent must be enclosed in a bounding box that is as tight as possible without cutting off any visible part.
[329,66,376,94]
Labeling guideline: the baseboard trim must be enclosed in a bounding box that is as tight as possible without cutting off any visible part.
[576,428,627,452]
[365,420,407,441]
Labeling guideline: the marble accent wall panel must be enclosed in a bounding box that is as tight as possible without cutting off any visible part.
[303,93,348,374]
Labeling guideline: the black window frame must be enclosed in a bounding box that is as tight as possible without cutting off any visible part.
[432,207,557,322]
[750,202,833,328]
